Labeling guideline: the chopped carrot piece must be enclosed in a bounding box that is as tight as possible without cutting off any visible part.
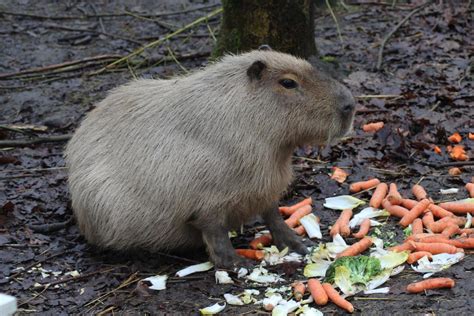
[293,225,306,236]
[466,183,474,198]
[407,278,455,293]
[433,145,442,154]
[362,122,384,133]
[330,167,349,183]
[250,234,272,249]
[448,167,462,176]
[449,145,468,161]
[292,281,306,301]
[447,132,462,143]
[235,249,264,260]
[469,132,474,140]
[407,251,432,264]
[349,178,380,193]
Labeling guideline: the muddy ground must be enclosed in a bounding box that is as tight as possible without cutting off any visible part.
[0,0,473,315]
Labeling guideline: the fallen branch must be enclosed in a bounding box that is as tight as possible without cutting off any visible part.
[92,7,223,75]
[0,55,120,80]
[0,135,71,148]
[28,218,73,234]
[376,1,433,70]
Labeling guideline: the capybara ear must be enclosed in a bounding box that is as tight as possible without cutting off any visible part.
[247,60,266,81]
[258,44,272,51]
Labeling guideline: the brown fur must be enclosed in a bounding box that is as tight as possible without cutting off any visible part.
[65,50,354,267]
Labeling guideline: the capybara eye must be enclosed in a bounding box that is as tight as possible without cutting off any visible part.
[279,79,298,89]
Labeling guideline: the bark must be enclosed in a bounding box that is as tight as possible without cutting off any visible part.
[213,0,317,59]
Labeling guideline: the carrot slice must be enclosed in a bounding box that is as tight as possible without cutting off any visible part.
[353,218,371,239]
[322,283,354,313]
[449,145,468,161]
[448,167,462,176]
[235,249,264,260]
[331,167,349,183]
[308,279,328,305]
[349,178,380,193]
[370,183,388,208]
[250,234,273,249]
[447,132,462,143]
[336,237,373,258]
[407,278,455,293]
[362,122,384,133]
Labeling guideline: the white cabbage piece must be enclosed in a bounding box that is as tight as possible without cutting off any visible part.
[215,271,233,284]
[303,260,331,278]
[411,252,464,278]
[224,293,243,306]
[326,234,349,258]
[272,299,300,316]
[199,302,226,315]
[300,214,322,239]
[176,262,214,277]
[439,188,459,194]
[349,207,389,229]
[324,195,365,210]
[263,293,283,311]
[247,266,283,284]
[142,275,167,290]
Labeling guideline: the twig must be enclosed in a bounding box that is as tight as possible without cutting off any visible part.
[0,55,120,79]
[356,94,401,99]
[28,218,73,234]
[8,250,73,279]
[0,135,71,148]
[166,47,189,73]
[376,1,433,70]
[84,272,140,309]
[326,0,344,43]
[91,8,222,75]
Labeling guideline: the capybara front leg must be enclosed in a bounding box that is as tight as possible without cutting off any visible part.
[263,205,309,254]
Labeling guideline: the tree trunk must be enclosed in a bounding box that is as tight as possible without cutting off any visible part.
[213,0,317,59]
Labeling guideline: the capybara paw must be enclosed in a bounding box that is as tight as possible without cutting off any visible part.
[274,232,308,255]
[213,254,253,270]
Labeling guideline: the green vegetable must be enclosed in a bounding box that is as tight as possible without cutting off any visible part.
[324,255,382,285]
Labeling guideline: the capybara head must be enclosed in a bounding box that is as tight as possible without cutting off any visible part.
[242,50,355,147]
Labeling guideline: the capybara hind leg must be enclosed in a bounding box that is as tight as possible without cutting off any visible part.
[263,205,308,255]
[200,226,250,269]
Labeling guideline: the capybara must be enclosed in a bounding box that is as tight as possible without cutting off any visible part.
[65,49,355,267]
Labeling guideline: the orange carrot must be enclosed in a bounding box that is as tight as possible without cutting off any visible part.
[412,184,428,201]
[406,278,455,293]
[460,228,474,235]
[308,279,328,305]
[331,167,348,184]
[407,251,433,264]
[387,183,403,205]
[353,218,371,239]
[235,249,264,260]
[448,167,462,176]
[466,183,474,198]
[293,225,306,236]
[407,241,458,254]
[414,236,474,249]
[412,218,424,235]
[422,212,435,230]
[279,197,313,216]
[382,199,409,218]
[322,283,354,313]
[337,209,353,237]
[401,198,418,209]
[441,224,460,238]
[285,204,312,228]
[389,242,414,252]
[329,221,340,237]
[429,204,454,218]
[405,233,439,242]
[349,178,380,193]
[449,145,468,161]
[362,121,384,133]
[433,145,442,155]
[337,237,373,258]
[430,217,466,233]
[399,199,431,227]
[469,133,474,140]
[370,183,388,208]
[448,132,462,143]
[250,234,273,249]
[438,201,474,215]
[449,238,474,248]
[292,281,306,301]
